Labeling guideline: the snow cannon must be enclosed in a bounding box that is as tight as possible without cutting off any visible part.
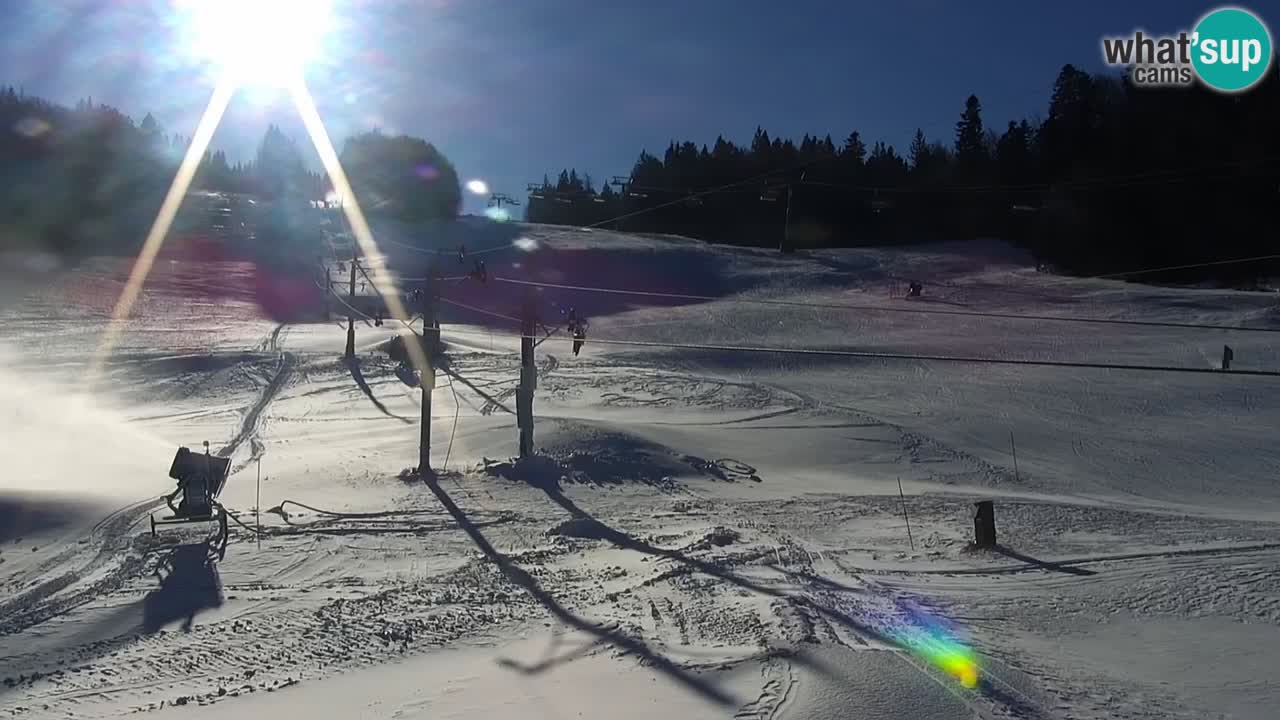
[150,442,231,559]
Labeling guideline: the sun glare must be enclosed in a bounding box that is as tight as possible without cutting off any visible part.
[178,0,333,86]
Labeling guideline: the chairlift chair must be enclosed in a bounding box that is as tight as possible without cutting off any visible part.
[150,442,231,559]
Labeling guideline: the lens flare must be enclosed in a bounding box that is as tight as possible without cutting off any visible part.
[466,179,489,195]
[286,77,430,379]
[179,0,333,87]
[484,206,510,222]
[88,77,237,385]
[513,236,538,252]
[887,599,980,688]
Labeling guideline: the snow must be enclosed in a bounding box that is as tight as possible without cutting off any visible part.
[2,222,1279,719]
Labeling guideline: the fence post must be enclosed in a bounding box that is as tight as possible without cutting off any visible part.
[1010,430,1020,483]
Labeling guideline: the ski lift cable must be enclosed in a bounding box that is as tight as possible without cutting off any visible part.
[438,296,521,324]
[583,157,836,229]
[326,286,426,336]
[375,235,516,258]
[443,374,461,472]
[387,275,470,283]
[784,155,1280,195]
[326,287,375,321]
[433,326,1280,378]
[1089,253,1280,280]
[490,277,1280,334]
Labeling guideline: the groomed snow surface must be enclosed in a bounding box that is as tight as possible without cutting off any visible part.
[2,222,1279,719]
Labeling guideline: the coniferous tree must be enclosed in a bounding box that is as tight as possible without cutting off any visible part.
[954,95,987,180]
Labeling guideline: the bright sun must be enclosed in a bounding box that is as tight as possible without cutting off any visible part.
[178,0,333,86]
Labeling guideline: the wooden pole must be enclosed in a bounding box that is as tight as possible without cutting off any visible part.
[325,267,333,319]
[517,292,536,458]
[420,272,436,478]
[1010,430,1020,483]
[255,457,262,551]
[344,252,357,360]
[897,476,915,551]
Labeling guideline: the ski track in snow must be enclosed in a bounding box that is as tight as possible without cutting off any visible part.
[2,226,1279,719]
[0,340,295,642]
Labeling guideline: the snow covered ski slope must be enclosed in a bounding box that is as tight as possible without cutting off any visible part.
[2,224,1278,719]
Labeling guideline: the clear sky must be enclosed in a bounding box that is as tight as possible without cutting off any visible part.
[0,0,1247,214]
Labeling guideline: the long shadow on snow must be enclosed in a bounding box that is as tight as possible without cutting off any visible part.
[495,624,612,675]
[418,474,742,707]
[507,465,1047,716]
[994,545,1098,577]
[142,541,224,634]
[0,539,226,689]
[0,493,102,543]
[344,356,413,424]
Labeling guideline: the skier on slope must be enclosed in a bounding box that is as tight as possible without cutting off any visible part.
[572,321,587,356]
[563,307,587,356]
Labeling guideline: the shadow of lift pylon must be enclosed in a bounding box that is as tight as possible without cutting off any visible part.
[150,442,231,560]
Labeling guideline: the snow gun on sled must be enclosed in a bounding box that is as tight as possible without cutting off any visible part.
[150,442,231,559]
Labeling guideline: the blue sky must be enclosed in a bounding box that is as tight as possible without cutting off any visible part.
[0,0,1249,214]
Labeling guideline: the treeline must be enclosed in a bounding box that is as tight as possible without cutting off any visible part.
[0,87,461,258]
[529,65,1280,281]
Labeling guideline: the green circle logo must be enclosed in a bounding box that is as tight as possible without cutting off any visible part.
[1191,7,1273,92]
